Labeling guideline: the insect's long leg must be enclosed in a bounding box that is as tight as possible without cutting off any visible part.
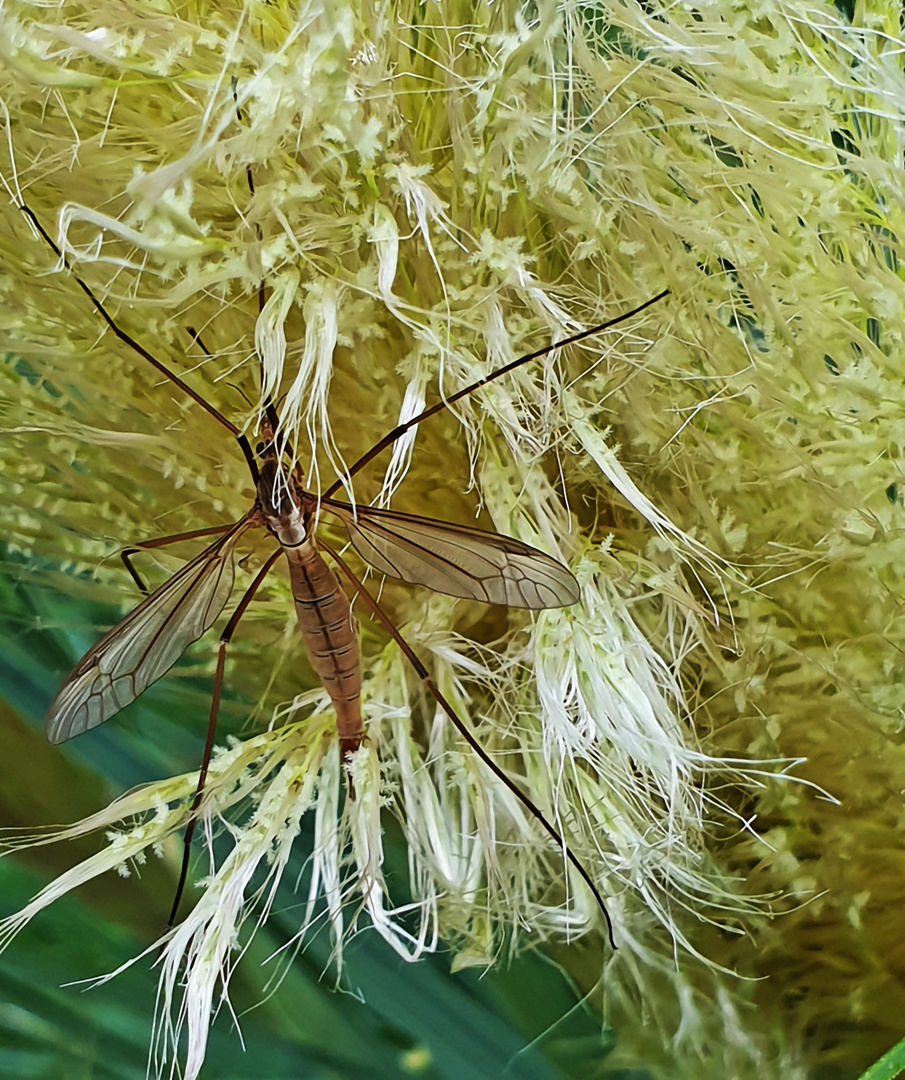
[167,544,283,928]
[122,523,234,595]
[18,204,260,484]
[323,288,669,499]
[320,539,616,947]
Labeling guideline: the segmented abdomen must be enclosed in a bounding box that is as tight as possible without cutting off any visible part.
[284,540,362,756]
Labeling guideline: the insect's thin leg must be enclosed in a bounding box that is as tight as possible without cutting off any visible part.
[166,545,283,928]
[323,288,669,498]
[319,539,616,947]
[121,523,234,595]
[18,204,260,483]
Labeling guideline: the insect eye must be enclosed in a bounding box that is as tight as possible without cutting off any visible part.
[255,441,265,455]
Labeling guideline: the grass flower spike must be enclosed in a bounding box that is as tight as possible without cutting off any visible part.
[3,1,904,1078]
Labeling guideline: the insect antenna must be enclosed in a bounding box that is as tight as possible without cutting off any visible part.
[321,539,616,948]
[324,288,669,499]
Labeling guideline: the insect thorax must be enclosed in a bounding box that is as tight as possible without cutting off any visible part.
[257,458,310,547]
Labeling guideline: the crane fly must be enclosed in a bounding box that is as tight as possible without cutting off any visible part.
[44,429,585,748]
[21,201,667,943]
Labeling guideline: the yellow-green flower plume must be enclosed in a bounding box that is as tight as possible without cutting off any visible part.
[3,1,903,1078]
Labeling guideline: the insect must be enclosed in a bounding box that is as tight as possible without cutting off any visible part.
[21,202,667,941]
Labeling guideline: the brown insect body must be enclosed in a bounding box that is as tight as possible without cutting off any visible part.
[285,538,363,757]
[256,443,362,756]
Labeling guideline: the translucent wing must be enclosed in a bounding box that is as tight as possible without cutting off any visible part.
[323,499,580,609]
[45,521,251,744]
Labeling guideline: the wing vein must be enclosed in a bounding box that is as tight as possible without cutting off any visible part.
[45,515,255,744]
[322,498,579,609]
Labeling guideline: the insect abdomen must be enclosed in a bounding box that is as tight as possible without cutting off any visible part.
[284,541,362,756]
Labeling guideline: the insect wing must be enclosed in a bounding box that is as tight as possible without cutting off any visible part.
[324,500,580,609]
[45,530,244,744]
